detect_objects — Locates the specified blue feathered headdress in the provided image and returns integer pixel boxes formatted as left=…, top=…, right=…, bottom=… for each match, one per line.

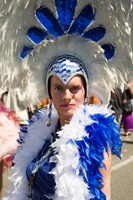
left=0, top=0, right=132, bottom=108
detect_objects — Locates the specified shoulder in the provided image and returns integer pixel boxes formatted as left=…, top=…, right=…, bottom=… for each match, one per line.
left=83, top=104, right=122, bottom=157
left=72, top=104, right=122, bottom=157
left=14, top=107, right=58, bottom=163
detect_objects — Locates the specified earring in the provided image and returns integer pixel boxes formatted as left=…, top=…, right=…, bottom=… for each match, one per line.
left=46, top=99, right=52, bottom=127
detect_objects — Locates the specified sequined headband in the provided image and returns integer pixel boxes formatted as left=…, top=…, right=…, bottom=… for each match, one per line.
left=46, top=54, right=89, bottom=98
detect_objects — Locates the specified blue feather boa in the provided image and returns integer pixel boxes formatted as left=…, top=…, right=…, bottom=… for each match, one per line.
left=67, top=110, right=122, bottom=199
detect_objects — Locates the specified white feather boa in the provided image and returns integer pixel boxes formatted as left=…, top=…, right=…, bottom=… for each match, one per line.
left=2, top=107, right=58, bottom=200
left=2, top=104, right=116, bottom=200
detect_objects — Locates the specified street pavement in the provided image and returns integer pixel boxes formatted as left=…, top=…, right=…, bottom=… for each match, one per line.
left=2, top=129, right=133, bottom=199
left=111, top=129, right=133, bottom=200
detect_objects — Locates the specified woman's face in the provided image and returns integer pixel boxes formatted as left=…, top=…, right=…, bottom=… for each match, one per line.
left=50, top=75, right=85, bottom=122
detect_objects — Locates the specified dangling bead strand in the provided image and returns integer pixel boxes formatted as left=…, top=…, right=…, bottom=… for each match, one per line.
left=46, top=99, right=52, bottom=127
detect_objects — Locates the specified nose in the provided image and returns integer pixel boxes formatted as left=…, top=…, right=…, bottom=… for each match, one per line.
left=63, top=89, right=72, bottom=101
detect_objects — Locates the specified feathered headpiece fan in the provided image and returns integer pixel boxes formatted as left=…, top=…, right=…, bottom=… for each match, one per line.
left=0, top=0, right=132, bottom=108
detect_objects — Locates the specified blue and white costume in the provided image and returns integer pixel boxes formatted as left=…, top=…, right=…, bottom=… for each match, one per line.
left=0, top=1, right=133, bottom=200
left=3, top=105, right=122, bottom=200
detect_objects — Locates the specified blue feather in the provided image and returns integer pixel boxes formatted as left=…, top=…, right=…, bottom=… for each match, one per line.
left=27, top=27, right=48, bottom=44
left=55, top=0, right=77, bottom=31
left=73, top=111, right=122, bottom=199
left=83, top=26, right=106, bottom=42
left=68, top=5, right=96, bottom=34
left=101, top=44, right=115, bottom=61
left=17, top=126, right=28, bottom=145
left=20, top=46, right=34, bottom=59
left=35, top=6, right=64, bottom=37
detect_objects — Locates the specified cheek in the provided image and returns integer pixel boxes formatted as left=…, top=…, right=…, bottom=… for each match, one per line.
left=51, top=91, right=62, bottom=107
left=52, top=95, right=59, bottom=110
left=80, top=88, right=85, bottom=100
left=75, top=91, right=85, bottom=104
left=52, top=92, right=61, bottom=101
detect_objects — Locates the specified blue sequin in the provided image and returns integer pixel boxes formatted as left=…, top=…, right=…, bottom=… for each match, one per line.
left=35, top=6, right=64, bottom=37
left=68, top=5, right=96, bottom=34
left=20, top=46, right=34, bottom=59
left=101, top=44, right=115, bottom=61
left=27, top=27, right=48, bottom=44
left=47, top=57, right=85, bottom=83
left=47, top=54, right=88, bottom=79
left=21, top=2, right=116, bottom=63
left=83, top=26, right=106, bottom=42
left=55, top=0, right=77, bottom=31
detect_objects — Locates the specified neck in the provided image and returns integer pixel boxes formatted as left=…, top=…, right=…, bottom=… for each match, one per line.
left=58, top=114, right=71, bottom=127
left=60, top=119, right=70, bottom=127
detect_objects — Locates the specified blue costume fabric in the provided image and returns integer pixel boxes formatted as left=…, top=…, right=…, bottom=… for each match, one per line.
left=24, top=107, right=122, bottom=200
left=26, top=140, right=56, bottom=200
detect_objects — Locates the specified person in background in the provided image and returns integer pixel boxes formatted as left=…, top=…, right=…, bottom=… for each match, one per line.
left=0, top=103, right=19, bottom=199
left=109, top=88, right=123, bottom=128
left=0, top=160, right=3, bottom=200
left=121, top=82, right=133, bottom=136
left=2, top=88, right=29, bottom=127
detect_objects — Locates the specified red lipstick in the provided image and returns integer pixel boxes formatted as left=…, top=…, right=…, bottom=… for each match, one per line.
left=61, top=104, right=74, bottom=107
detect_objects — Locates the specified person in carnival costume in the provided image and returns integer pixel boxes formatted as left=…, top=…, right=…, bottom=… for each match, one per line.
left=0, top=0, right=133, bottom=200
left=0, top=103, right=20, bottom=199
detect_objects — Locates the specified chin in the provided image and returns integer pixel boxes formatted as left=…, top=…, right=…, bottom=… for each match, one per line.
left=63, top=110, right=76, bottom=118
left=57, top=107, right=77, bottom=119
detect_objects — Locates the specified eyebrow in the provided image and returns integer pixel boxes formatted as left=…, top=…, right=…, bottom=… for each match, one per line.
left=51, top=82, right=63, bottom=87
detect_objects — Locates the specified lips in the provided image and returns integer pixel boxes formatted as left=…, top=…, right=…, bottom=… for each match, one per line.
left=61, top=104, right=74, bottom=107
